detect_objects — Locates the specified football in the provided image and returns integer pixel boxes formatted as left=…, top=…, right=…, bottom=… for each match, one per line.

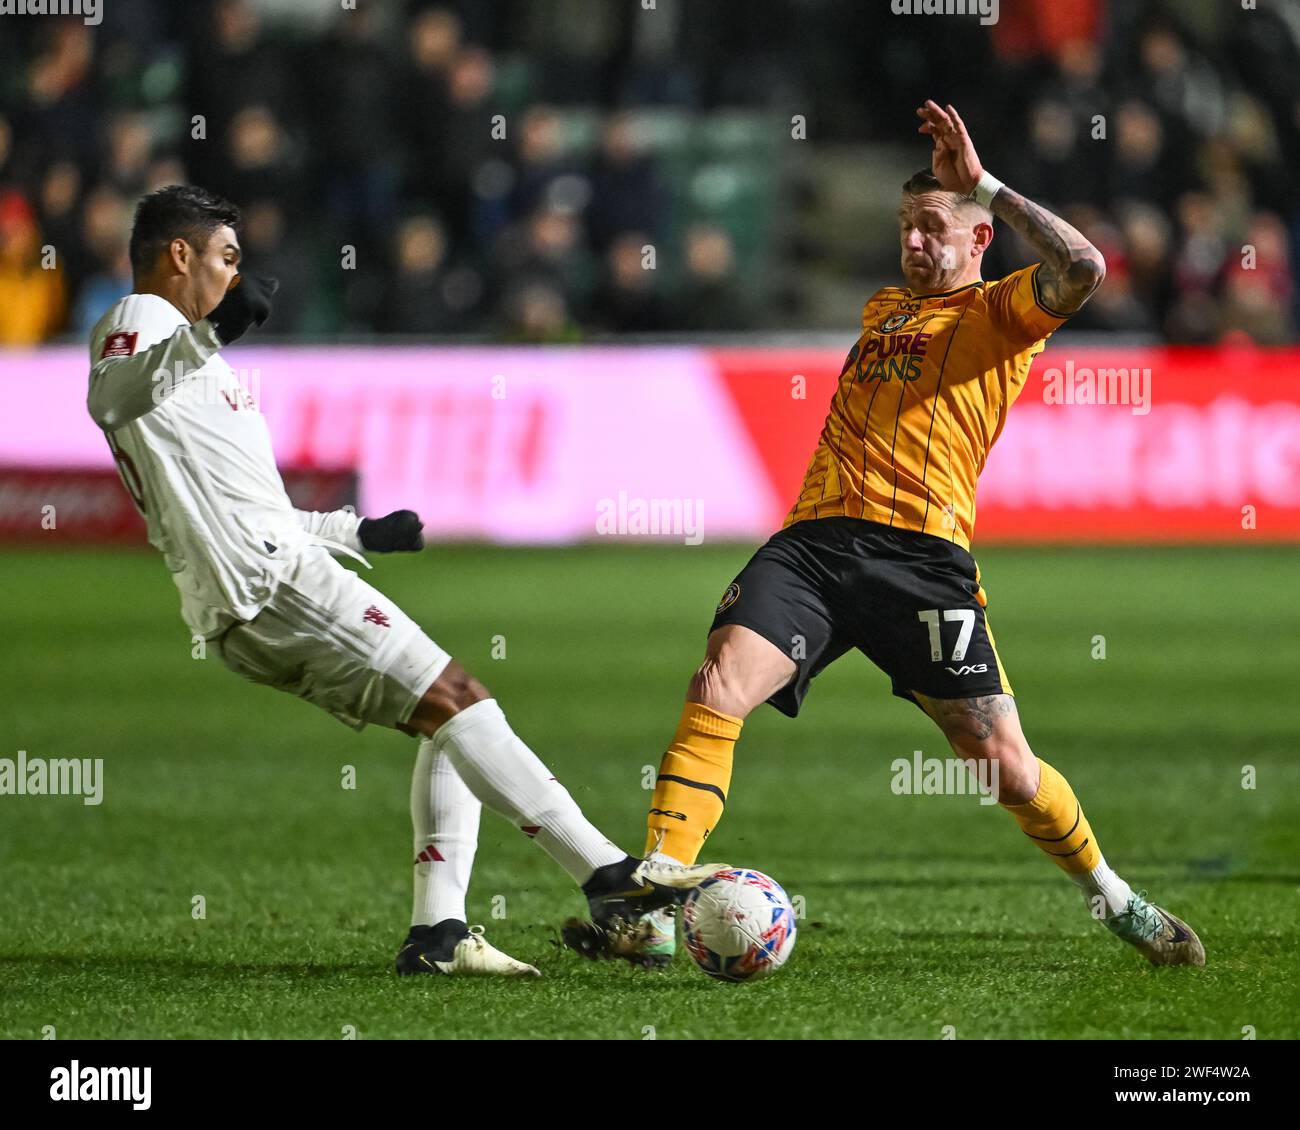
left=681, top=868, right=797, bottom=982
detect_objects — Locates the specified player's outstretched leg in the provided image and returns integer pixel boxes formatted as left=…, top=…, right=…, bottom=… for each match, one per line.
left=396, top=737, right=539, bottom=976
left=564, top=625, right=795, bottom=967
left=916, top=692, right=1205, bottom=967
left=401, top=659, right=728, bottom=973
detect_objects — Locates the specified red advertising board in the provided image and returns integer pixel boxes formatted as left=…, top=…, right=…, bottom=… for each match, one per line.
left=0, top=467, right=357, bottom=544
left=711, top=345, right=1300, bottom=542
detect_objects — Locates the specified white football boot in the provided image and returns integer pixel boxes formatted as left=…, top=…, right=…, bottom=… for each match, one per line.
left=396, top=923, right=540, bottom=976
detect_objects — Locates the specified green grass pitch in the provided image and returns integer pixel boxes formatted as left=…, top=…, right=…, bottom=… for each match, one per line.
left=2, top=543, right=1298, bottom=1040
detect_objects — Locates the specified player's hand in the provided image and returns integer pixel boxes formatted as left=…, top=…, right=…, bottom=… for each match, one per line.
left=916, top=100, right=983, bottom=195
left=358, top=510, right=425, bottom=553
left=208, top=273, right=279, bottom=345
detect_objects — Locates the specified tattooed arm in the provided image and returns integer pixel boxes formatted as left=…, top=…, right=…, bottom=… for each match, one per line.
left=989, top=185, right=1106, bottom=314
left=916, top=98, right=1106, bottom=314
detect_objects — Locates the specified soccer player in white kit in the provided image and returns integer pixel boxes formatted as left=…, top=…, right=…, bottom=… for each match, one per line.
left=87, top=186, right=722, bottom=976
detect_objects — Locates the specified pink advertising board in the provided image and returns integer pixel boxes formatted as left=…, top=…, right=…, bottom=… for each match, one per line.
left=0, top=346, right=777, bottom=543
left=3, top=344, right=1298, bottom=543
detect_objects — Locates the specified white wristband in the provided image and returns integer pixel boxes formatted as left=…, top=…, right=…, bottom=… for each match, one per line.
left=971, top=170, right=1004, bottom=208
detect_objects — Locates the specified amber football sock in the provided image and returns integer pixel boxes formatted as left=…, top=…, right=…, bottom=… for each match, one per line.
left=1001, top=757, right=1101, bottom=874
left=644, top=703, right=741, bottom=865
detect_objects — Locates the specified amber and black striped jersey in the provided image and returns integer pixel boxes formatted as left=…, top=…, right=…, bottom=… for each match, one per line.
left=785, top=264, right=1070, bottom=549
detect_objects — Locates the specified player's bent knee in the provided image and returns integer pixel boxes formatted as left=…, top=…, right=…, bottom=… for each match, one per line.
left=994, top=742, right=1040, bottom=804
left=942, top=733, right=1038, bottom=804
left=688, top=654, right=771, bottom=719
left=436, top=665, right=491, bottom=711
left=690, top=626, right=795, bottom=717
left=404, top=662, right=492, bottom=735
left=687, top=657, right=736, bottom=713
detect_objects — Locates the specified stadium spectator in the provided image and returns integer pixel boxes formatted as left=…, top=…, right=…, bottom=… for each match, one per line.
left=375, top=213, right=483, bottom=335
left=493, top=206, right=595, bottom=322
left=222, top=105, right=302, bottom=210
left=238, top=199, right=314, bottom=336
left=103, top=113, right=154, bottom=198
left=427, top=46, right=499, bottom=246
left=504, top=280, right=580, bottom=343
left=1219, top=211, right=1295, bottom=345
left=673, top=224, right=752, bottom=332
left=400, top=7, right=460, bottom=209
left=309, top=5, right=401, bottom=241
left=0, top=190, right=65, bottom=344
left=586, top=113, right=667, bottom=253
left=36, top=161, right=83, bottom=282
left=22, top=22, right=98, bottom=168
left=590, top=232, right=670, bottom=334
left=508, top=106, right=587, bottom=222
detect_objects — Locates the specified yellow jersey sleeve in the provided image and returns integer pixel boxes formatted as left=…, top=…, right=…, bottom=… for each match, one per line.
left=985, top=264, right=1069, bottom=347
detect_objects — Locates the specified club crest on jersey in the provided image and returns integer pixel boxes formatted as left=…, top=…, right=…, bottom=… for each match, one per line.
left=362, top=605, right=391, bottom=628
left=878, top=312, right=911, bottom=333
left=716, top=582, right=741, bottom=615
left=100, top=330, right=138, bottom=359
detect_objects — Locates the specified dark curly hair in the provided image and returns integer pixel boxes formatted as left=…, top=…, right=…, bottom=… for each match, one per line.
left=129, top=184, right=241, bottom=276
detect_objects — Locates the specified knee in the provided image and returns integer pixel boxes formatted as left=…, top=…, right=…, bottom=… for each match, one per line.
left=997, top=750, right=1040, bottom=805
left=687, top=656, right=724, bottom=704
left=943, top=732, right=1038, bottom=804
left=440, top=666, right=491, bottom=713
left=405, top=663, right=492, bottom=736
left=688, top=655, right=749, bottom=717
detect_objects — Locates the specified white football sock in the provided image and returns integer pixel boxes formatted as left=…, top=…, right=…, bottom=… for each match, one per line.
left=645, top=832, right=683, bottom=867
left=410, top=737, right=481, bottom=927
left=1069, top=852, right=1134, bottom=919
left=430, top=699, right=625, bottom=884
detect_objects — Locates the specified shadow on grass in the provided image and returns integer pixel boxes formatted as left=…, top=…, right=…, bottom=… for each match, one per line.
left=0, top=953, right=384, bottom=980
left=796, top=871, right=1300, bottom=890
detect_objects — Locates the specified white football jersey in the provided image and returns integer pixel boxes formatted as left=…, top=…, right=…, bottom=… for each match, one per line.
left=87, top=293, right=366, bottom=638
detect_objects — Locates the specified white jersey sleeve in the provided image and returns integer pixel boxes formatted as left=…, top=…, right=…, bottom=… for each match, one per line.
left=294, top=507, right=364, bottom=554
left=87, top=315, right=224, bottom=430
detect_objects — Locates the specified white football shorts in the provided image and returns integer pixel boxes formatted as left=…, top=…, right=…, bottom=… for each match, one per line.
left=214, top=548, right=451, bottom=731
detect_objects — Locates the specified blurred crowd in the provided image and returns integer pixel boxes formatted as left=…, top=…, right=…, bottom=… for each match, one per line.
left=974, top=4, right=1300, bottom=344
left=0, top=0, right=1296, bottom=344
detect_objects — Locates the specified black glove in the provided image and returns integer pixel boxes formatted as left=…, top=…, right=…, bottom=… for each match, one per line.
left=358, top=510, right=425, bottom=553
left=207, top=273, right=279, bottom=345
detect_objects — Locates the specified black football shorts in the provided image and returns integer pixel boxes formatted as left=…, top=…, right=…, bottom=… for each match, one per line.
left=710, top=516, right=1012, bottom=717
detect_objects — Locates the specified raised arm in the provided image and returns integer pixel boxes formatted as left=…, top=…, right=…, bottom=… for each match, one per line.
left=916, top=99, right=1105, bottom=314
left=87, top=319, right=224, bottom=431
left=987, top=185, right=1106, bottom=315
left=88, top=275, right=279, bottom=432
